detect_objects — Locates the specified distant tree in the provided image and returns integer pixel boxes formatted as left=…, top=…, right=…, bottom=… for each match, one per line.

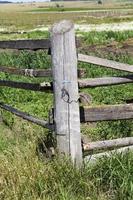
left=98, top=0, right=102, bottom=4
left=55, top=3, right=60, bottom=8
left=55, top=3, right=64, bottom=11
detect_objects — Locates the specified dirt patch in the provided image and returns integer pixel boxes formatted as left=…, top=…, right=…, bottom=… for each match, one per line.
left=121, top=38, right=133, bottom=55
left=80, top=38, right=133, bottom=57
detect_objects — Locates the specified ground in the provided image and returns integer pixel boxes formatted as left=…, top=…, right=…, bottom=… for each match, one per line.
left=0, top=1, right=133, bottom=199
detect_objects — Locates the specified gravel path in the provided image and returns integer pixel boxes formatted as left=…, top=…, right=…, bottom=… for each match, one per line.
left=31, top=21, right=133, bottom=32
left=0, top=21, right=133, bottom=34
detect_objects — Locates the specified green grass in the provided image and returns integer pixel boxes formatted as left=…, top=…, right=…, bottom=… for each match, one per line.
left=30, top=6, right=133, bottom=13
left=0, top=3, right=133, bottom=31
left=78, top=30, right=133, bottom=45
left=31, top=7, right=93, bottom=12
left=0, top=30, right=133, bottom=199
left=0, top=31, right=49, bottom=41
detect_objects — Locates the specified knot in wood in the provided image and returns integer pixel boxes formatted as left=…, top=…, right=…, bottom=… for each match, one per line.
left=24, top=69, right=34, bottom=77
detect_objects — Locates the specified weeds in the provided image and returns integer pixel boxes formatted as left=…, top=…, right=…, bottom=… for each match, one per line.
left=0, top=5, right=133, bottom=199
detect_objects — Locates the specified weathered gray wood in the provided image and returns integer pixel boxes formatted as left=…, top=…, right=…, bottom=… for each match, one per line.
left=51, top=20, right=82, bottom=166
left=79, top=75, right=133, bottom=88
left=80, top=104, right=133, bottom=122
left=84, top=146, right=133, bottom=165
left=0, top=102, right=53, bottom=130
left=83, top=137, right=133, bottom=152
left=0, top=38, right=81, bottom=50
left=0, top=39, right=50, bottom=50
left=0, top=80, right=52, bottom=92
left=0, top=66, right=52, bottom=77
left=0, top=66, right=86, bottom=78
left=78, top=54, right=133, bottom=73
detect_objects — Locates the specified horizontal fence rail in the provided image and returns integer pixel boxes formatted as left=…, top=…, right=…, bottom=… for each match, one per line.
left=79, top=75, right=133, bottom=88
left=0, top=66, right=52, bottom=77
left=1, top=77, right=133, bottom=92
left=0, top=102, right=53, bottom=130
left=0, top=21, right=133, bottom=167
left=78, top=54, right=133, bottom=73
left=0, top=80, right=52, bottom=92
left=80, top=103, right=133, bottom=122
left=83, top=137, right=133, bottom=152
left=0, top=66, right=86, bottom=78
left=0, top=39, right=50, bottom=50
left=0, top=39, right=80, bottom=50
left=84, top=146, right=133, bottom=164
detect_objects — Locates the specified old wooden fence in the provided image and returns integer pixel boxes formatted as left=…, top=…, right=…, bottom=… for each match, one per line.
left=0, top=20, right=133, bottom=167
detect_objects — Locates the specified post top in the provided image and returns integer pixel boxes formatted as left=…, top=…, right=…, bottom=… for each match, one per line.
left=51, top=20, right=74, bottom=34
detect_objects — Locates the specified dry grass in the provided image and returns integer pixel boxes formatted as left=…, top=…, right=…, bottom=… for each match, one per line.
left=0, top=1, right=133, bottom=31
left=0, top=1, right=133, bottom=199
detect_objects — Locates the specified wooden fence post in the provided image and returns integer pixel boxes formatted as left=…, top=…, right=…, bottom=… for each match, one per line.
left=50, top=20, right=82, bottom=167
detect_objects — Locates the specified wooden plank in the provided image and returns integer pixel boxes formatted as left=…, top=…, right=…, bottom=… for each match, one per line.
left=0, top=39, right=50, bottom=50
left=78, top=54, right=133, bottom=73
left=0, top=66, right=52, bottom=77
left=80, top=104, right=133, bottom=122
left=0, top=80, right=52, bottom=92
left=51, top=20, right=82, bottom=167
left=79, top=75, right=133, bottom=88
left=84, top=146, right=133, bottom=165
left=0, top=102, right=53, bottom=130
left=0, top=38, right=80, bottom=50
left=0, top=66, right=86, bottom=78
left=83, top=137, right=133, bottom=152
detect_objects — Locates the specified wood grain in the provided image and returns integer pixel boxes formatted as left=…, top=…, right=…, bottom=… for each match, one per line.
left=0, top=39, right=50, bottom=50
left=80, top=104, right=133, bottom=122
left=79, top=75, right=133, bottom=88
left=78, top=54, right=133, bottom=73
left=84, top=137, right=133, bottom=152
left=51, top=20, right=82, bottom=166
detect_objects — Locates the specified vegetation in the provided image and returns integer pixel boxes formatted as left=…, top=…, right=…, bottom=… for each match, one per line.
left=0, top=29, right=132, bottom=199
left=30, top=7, right=133, bottom=12
left=0, top=1, right=133, bottom=31
left=0, top=1, right=133, bottom=199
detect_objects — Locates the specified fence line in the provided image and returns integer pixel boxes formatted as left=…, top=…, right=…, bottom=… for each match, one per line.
left=0, top=76, right=133, bottom=92
left=0, top=20, right=132, bottom=167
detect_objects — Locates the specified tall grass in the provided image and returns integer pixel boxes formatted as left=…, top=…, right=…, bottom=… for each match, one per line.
left=0, top=30, right=133, bottom=199
left=0, top=2, right=133, bottom=31
left=80, top=30, right=133, bottom=45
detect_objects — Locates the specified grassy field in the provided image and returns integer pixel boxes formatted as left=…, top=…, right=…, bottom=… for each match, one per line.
left=0, top=1, right=133, bottom=199
left=0, top=1, right=133, bottom=31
